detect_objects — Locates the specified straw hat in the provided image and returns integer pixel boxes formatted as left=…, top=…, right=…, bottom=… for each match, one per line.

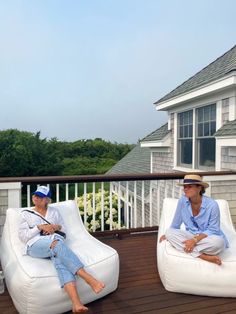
left=177, top=174, right=209, bottom=188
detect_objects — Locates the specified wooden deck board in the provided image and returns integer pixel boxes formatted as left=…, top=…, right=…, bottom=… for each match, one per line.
left=1, top=232, right=236, bottom=314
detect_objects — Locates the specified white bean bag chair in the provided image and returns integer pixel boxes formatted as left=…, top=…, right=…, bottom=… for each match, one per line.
left=157, top=198, right=236, bottom=297
left=0, top=200, right=119, bottom=314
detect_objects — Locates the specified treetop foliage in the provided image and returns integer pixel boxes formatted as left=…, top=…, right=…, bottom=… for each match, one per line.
left=0, top=129, right=134, bottom=177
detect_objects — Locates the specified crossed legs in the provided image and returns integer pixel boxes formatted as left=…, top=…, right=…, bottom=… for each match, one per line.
left=165, top=228, right=225, bottom=265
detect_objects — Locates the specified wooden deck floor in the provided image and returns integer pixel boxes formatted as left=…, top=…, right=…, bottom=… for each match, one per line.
left=2, top=232, right=236, bottom=314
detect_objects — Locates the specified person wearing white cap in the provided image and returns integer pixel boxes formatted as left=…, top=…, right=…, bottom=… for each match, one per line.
left=159, top=174, right=229, bottom=265
left=19, top=185, right=105, bottom=313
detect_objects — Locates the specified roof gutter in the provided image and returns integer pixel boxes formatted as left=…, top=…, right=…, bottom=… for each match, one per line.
left=155, top=73, right=236, bottom=111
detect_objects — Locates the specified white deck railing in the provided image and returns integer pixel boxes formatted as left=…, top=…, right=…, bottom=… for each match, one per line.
left=0, top=171, right=236, bottom=235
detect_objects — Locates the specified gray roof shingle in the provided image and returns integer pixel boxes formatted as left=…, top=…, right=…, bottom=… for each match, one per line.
left=155, top=44, right=236, bottom=104
left=141, top=123, right=169, bottom=142
left=106, top=143, right=151, bottom=197
left=214, top=119, right=236, bottom=137
left=107, top=144, right=150, bottom=175
left=107, top=122, right=169, bottom=177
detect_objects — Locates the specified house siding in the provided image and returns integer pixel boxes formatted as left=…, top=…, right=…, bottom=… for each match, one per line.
left=150, top=45, right=236, bottom=226
left=222, top=98, right=229, bottom=124
left=221, top=147, right=236, bottom=170
left=151, top=102, right=236, bottom=225
left=152, top=114, right=175, bottom=173
left=152, top=151, right=173, bottom=172
left=211, top=180, right=236, bottom=223
left=151, top=115, right=178, bottom=220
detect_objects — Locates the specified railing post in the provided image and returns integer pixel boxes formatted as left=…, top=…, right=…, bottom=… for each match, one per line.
left=0, top=182, right=21, bottom=238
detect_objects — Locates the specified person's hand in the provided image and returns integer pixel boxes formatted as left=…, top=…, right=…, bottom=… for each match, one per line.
left=51, top=224, right=61, bottom=232
left=159, top=234, right=167, bottom=243
left=183, top=239, right=196, bottom=253
left=39, top=224, right=56, bottom=235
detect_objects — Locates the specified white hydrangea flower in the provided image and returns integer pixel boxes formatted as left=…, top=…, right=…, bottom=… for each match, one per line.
left=76, top=190, right=122, bottom=231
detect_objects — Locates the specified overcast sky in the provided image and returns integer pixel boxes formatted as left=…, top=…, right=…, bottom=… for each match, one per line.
left=0, top=0, right=236, bottom=144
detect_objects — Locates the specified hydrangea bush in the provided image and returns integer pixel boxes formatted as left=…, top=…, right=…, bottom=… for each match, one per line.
left=76, top=189, right=123, bottom=232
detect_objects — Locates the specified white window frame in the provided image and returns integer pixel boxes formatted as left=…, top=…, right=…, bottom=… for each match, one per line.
left=196, top=104, right=216, bottom=169
left=178, top=110, right=193, bottom=168
left=175, top=103, right=217, bottom=171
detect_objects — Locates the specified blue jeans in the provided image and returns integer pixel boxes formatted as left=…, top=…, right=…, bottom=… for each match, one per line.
left=27, top=237, right=84, bottom=287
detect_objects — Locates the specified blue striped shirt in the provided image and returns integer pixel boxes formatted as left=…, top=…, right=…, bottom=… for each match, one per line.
left=170, top=195, right=229, bottom=247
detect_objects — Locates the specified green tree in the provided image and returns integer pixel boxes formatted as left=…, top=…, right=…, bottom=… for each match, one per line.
left=0, top=129, right=62, bottom=176
left=0, top=129, right=134, bottom=177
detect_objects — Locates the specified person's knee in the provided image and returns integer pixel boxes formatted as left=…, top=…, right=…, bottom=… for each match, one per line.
left=165, top=228, right=176, bottom=240
left=51, top=240, right=65, bottom=256
left=215, top=237, right=225, bottom=251
left=50, top=240, right=59, bottom=249
left=207, top=236, right=225, bottom=254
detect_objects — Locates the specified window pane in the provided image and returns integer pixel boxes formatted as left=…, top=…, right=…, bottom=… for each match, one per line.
left=178, top=110, right=193, bottom=139
left=198, top=138, right=215, bottom=167
left=183, top=112, right=188, bottom=124
left=204, top=106, right=210, bottom=121
left=189, top=124, right=193, bottom=137
left=178, top=110, right=193, bottom=167
left=210, top=121, right=216, bottom=135
left=179, top=126, right=183, bottom=138
left=198, top=108, right=203, bottom=122
left=189, top=111, right=193, bottom=122
left=180, top=139, right=192, bottom=165
left=210, top=105, right=216, bottom=120
left=184, top=125, right=188, bottom=137
left=198, top=123, right=203, bottom=137
left=204, top=123, right=209, bottom=136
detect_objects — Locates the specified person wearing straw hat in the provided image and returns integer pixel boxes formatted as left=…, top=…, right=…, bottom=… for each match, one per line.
left=159, top=174, right=229, bottom=265
left=19, top=185, right=105, bottom=313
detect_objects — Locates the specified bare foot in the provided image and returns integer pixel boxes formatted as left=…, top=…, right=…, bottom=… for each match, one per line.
left=159, top=235, right=166, bottom=243
left=77, top=269, right=105, bottom=294
left=72, top=302, right=88, bottom=313
left=199, top=253, right=222, bottom=265
left=88, top=277, right=105, bottom=294
left=64, top=282, right=88, bottom=313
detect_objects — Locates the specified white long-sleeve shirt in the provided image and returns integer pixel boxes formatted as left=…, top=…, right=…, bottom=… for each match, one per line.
left=18, top=205, right=66, bottom=254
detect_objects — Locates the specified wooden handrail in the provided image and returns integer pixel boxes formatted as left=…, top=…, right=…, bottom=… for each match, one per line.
left=0, top=170, right=235, bottom=184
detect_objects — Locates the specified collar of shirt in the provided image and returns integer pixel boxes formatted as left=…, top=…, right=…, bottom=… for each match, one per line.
left=184, top=195, right=207, bottom=217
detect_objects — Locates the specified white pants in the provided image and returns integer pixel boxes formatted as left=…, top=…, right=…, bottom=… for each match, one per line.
left=165, top=228, right=225, bottom=257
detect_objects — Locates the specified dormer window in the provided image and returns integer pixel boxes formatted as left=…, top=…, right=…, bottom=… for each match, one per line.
left=177, top=103, right=216, bottom=169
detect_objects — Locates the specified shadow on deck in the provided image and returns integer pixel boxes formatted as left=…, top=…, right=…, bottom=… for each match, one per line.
left=1, top=232, right=236, bottom=314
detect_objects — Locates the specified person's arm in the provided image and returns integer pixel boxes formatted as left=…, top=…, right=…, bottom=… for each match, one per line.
left=18, top=213, right=41, bottom=244
left=202, top=200, right=221, bottom=236
left=183, top=233, right=207, bottom=252
left=170, top=197, right=184, bottom=229
left=183, top=199, right=220, bottom=252
left=159, top=198, right=184, bottom=243
left=49, top=208, right=66, bottom=234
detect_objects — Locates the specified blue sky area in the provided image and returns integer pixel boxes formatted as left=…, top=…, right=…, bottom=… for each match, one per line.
left=0, top=0, right=236, bottom=143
